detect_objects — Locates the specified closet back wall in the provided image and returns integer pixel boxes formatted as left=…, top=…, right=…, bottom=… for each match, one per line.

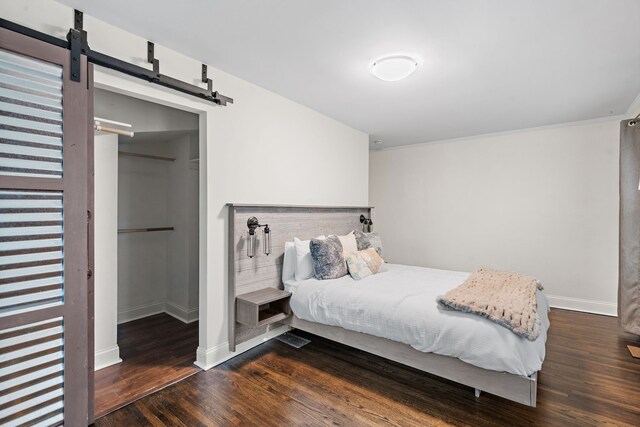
left=117, top=140, right=171, bottom=323
left=117, top=130, right=200, bottom=324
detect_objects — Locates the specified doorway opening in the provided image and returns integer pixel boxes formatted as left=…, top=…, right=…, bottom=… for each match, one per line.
left=92, top=88, right=201, bottom=417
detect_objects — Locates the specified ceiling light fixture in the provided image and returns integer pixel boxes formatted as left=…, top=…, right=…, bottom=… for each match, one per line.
left=371, top=55, right=418, bottom=82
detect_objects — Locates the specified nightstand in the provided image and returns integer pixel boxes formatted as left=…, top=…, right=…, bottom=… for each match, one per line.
left=236, top=288, right=291, bottom=327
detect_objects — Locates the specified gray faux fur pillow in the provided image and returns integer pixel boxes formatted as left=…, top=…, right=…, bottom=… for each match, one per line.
left=354, top=230, right=383, bottom=258
left=309, top=235, right=348, bottom=280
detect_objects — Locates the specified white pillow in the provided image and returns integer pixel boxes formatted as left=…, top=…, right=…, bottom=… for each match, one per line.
left=282, top=241, right=297, bottom=283
left=337, top=232, right=358, bottom=255
left=294, top=235, right=325, bottom=281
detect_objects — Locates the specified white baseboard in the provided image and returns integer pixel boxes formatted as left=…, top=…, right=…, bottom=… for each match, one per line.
left=94, top=345, right=122, bottom=371
left=165, top=302, right=199, bottom=324
left=195, top=325, right=290, bottom=371
left=547, top=294, right=617, bottom=317
left=118, top=301, right=199, bottom=325
left=117, top=301, right=166, bottom=324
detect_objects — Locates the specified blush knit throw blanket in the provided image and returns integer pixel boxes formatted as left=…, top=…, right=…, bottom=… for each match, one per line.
left=437, top=268, right=544, bottom=341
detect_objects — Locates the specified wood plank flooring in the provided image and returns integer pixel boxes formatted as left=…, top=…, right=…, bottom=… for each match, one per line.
left=94, top=313, right=200, bottom=418
left=94, top=309, right=640, bottom=426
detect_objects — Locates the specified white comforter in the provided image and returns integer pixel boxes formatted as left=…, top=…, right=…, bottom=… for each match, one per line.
left=286, top=264, right=549, bottom=376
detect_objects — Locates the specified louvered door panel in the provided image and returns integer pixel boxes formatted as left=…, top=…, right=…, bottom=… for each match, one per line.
left=0, top=190, right=64, bottom=316
left=0, top=26, right=90, bottom=426
left=0, top=49, right=63, bottom=179
left=0, top=317, right=64, bottom=427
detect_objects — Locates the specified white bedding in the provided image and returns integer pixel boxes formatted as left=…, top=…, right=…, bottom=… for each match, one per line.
left=286, top=264, right=549, bottom=376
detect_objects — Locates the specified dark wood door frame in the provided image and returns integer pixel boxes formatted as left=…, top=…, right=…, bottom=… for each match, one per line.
left=87, top=63, right=96, bottom=425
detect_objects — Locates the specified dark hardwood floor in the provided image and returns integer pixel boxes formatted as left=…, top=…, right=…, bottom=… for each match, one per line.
left=94, top=313, right=200, bottom=418
left=94, top=309, right=640, bottom=426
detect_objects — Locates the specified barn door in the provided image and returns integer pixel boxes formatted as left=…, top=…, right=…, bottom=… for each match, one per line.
left=0, top=27, right=91, bottom=426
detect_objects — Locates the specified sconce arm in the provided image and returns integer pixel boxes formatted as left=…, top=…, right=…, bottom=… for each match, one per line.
left=247, top=216, right=270, bottom=234
left=360, top=214, right=373, bottom=225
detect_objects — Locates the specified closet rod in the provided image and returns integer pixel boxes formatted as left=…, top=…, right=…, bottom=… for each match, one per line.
left=118, top=227, right=175, bottom=234
left=94, top=117, right=132, bottom=128
left=118, top=151, right=176, bottom=162
left=95, top=124, right=135, bottom=137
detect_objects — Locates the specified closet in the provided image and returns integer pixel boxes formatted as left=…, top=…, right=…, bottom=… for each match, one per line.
left=92, top=89, right=201, bottom=417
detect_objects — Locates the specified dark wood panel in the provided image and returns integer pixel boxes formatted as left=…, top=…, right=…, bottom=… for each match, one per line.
left=87, top=61, right=96, bottom=425
left=93, top=313, right=200, bottom=418
left=95, top=309, right=640, bottom=426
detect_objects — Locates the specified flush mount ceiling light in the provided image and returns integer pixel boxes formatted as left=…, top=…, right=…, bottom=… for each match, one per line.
left=371, top=55, right=418, bottom=81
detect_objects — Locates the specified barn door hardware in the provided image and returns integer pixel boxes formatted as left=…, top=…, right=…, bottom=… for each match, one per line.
left=202, top=64, right=213, bottom=92
left=67, top=9, right=90, bottom=82
left=148, top=41, right=160, bottom=75
left=0, top=10, right=233, bottom=106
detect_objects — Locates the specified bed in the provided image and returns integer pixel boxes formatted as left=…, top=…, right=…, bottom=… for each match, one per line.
left=285, top=263, right=549, bottom=378
left=227, top=205, right=548, bottom=407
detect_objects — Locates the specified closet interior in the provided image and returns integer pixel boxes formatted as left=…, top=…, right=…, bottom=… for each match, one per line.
left=92, top=89, right=201, bottom=417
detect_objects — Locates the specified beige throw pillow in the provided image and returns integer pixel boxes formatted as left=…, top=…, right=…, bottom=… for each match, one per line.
left=337, top=232, right=358, bottom=255
left=345, top=248, right=385, bottom=280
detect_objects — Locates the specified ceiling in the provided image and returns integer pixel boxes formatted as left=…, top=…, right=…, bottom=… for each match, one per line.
left=58, top=0, right=640, bottom=148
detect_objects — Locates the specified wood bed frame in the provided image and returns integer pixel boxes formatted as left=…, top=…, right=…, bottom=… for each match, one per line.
left=227, top=204, right=539, bottom=407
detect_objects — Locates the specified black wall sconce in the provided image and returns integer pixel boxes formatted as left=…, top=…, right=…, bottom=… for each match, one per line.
left=360, top=214, right=373, bottom=233
left=247, top=216, right=271, bottom=258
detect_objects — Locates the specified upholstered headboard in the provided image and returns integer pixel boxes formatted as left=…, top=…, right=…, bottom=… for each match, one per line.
left=227, top=204, right=373, bottom=350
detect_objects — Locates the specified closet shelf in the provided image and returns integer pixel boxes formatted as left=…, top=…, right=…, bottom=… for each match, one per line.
left=118, top=151, right=176, bottom=162
left=118, top=227, right=175, bottom=234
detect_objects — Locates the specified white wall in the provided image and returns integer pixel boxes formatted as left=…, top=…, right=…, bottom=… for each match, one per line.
left=2, top=1, right=369, bottom=370
left=188, top=157, right=199, bottom=317
left=165, top=132, right=200, bottom=323
left=370, top=118, right=620, bottom=315
left=93, top=134, right=121, bottom=370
